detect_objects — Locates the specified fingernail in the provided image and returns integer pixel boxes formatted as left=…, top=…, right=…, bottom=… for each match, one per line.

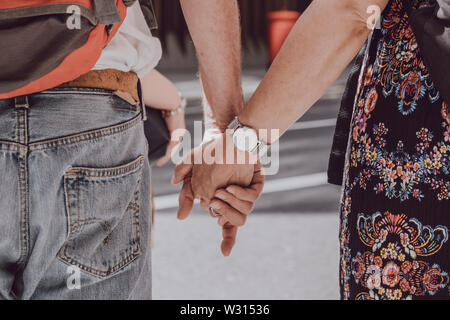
left=215, top=192, right=226, bottom=200
left=226, top=187, right=235, bottom=195
left=211, top=202, right=221, bottom=210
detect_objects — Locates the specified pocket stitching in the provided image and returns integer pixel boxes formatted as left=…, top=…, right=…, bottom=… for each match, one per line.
left=65, top=156, right=145, bottom=178
left=58, top=243, right=141, bottom=278
left=58, top=192, right=142, bottom=278
left=29, top=115, right=141, bottom=152
left=58, top=157, right=144, bottom=278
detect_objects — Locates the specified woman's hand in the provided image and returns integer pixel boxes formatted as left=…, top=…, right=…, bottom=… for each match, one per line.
left=156, top=108, right=186, bottom=167
left=211, top=164, right=264, bottom=227
left=210, top=162, right=265, bottom=256
left=173, top=132, right=257, bottom=208
left=173, top=142, right=264, bottom=256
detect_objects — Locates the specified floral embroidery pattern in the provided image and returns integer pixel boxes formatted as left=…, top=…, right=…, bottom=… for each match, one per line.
left=347, top=0, right=449, bottom=201
left=351, top=211, right=449, bottom=300
left=350, top=114, right=450, bottom=201
left=374, top=0, right=440, bottom=115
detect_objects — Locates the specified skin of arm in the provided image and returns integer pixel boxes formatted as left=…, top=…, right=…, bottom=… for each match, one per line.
left=239, top=0, right=390, bottom=143
left=141, top=69, right=182, bottom=110
left=180, top=0, right=244, bottom=131
left=141, top=69, right=186, bottom=166
left=202, top=99, right=223, bottom=143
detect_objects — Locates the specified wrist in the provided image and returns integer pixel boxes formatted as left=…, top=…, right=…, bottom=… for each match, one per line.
left=237, top=113, right=271, bottom=145
left=226, top=116, right=269, bottom=157
left=206, top=96, right=244, bottom=132
left=222, top=132, right=259, bottom=165
left=162, top=95, right=186, bottom=118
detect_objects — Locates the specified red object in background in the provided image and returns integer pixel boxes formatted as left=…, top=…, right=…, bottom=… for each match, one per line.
left=267, top=10, right=301, bottom=64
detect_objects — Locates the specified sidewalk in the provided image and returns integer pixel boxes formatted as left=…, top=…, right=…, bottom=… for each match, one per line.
left=152, top=212, right=340, bottom=300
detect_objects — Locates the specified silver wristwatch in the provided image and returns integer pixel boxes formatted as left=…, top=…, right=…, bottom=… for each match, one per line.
left=227, top=117, right=268, bottom=156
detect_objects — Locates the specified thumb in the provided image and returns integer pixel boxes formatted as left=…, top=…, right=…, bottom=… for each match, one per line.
left=171, top=151, right=194, bottom=185
left=156, top=153, right=170, bottom=167
left=156, top=140, right=178, bottom=167
left=221, top=223, right=238, bottom=256
left=177, top=176, right=194, bottom=220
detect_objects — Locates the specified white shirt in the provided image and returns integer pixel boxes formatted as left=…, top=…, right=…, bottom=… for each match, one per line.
left=93, top=2, right=162, bottom=78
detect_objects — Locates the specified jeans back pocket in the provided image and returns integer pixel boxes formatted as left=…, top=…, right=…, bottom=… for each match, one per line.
left=58, top=156, right=145, bottom=278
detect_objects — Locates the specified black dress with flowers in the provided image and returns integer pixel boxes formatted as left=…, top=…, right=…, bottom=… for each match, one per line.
left=340, top=0, right=450, bottom=300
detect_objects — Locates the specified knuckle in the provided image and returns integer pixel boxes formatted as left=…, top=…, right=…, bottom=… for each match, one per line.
left=237, top=216, right=246, bottom=227
left=216, top=191, right=228, bottom=200
left=242, top=202, right=254, bottom=214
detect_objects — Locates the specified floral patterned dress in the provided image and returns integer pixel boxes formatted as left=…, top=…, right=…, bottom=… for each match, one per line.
left=340, top=0, right=450, bottom=300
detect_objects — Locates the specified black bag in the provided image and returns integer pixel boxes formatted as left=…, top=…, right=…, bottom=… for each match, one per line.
left=406, top=0, right=450, bottom=103
left=144, top=107, right=170, bottom=163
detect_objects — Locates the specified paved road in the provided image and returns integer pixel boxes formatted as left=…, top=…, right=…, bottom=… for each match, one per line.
left=153, top=213, right=340, bottom=300
left=151, top=68, right=349, bottom=299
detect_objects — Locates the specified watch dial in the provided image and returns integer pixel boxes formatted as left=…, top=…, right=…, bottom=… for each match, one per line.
left=233, top=127, right=258, bottom=152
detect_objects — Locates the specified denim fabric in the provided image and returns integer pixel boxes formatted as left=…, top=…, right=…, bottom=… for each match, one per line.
left=0, top=87, right=152, bottom=300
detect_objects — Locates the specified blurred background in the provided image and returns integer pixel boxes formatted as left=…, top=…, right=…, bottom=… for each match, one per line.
left=150, top=0, right=346, bottom=299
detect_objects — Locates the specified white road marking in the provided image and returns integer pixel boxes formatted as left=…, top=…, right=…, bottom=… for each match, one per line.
left=288, top=118, right=336, bottom=131
left=261, top=172, right=328, bottom=194
left=184, top=112, right=337, bottom=132
left=154, top=172, right=328, bottom=210
left=154, top=193, right=181, bottom=211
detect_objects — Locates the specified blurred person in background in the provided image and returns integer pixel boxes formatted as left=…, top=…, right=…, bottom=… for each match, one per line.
left=141, top=69, right=186, bottom=167
left=174, top=0, right=450, bottom=300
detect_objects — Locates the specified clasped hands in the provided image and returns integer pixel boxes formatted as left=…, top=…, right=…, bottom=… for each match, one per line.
left=171, top=132, right=264, bottom=256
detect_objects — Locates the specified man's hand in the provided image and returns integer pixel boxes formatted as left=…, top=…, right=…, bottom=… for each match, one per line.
left=172, top=133, right=257, bottom=208
left=172, top=133, right=263, bottom=256
left=211, top=163, right=265, bottom=256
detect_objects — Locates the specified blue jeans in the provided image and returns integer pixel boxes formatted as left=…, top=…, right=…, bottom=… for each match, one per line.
left=0, top=87, right=152, bottom=299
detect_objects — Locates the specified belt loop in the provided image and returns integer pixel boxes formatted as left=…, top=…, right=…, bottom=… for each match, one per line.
left=137, top=79, right=147, bottom=121
left=14, top=96, right=29, bottom=109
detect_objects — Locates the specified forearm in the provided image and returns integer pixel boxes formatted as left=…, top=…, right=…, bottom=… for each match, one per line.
left=180, top=0, right=243, bottom=130
left=202, top=98, right=223, bottom=143
left=141, top=69, right=181, bottom=110
left=239, top=0, right=389, bottom=143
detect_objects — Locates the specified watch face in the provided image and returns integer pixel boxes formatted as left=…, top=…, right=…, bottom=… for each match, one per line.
left=233, top=127, right=258, bottom=152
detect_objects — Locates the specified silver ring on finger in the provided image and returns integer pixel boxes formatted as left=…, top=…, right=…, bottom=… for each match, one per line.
left=209, top=207, right=221, bottom=217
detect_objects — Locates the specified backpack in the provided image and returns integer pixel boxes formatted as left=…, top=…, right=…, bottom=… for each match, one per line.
left=0, top=0, right=142, bottom=99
